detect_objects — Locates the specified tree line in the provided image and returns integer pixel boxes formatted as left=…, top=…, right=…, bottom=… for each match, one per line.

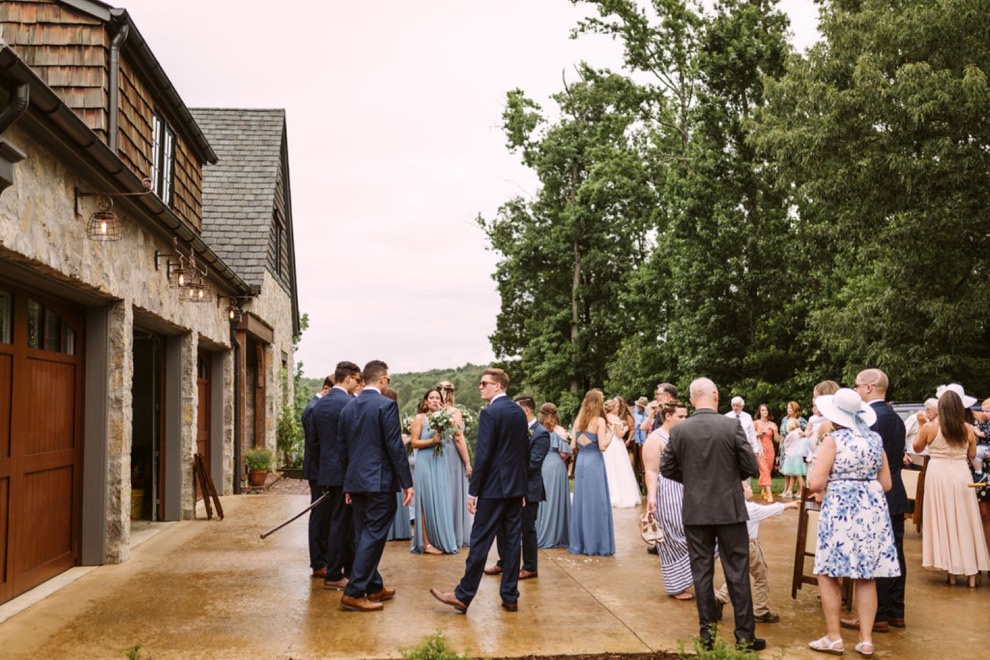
left=477, top=0, right=990, bottom=421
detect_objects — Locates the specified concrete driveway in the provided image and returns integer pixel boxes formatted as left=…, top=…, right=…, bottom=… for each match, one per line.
left=0, top=490, right=985, bottom=658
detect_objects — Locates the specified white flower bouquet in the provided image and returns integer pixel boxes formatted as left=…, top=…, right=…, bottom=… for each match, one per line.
left=427, top=407, right=457, bottom=457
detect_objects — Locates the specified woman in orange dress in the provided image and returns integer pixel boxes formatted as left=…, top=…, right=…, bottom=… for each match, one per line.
left=753, top=404, right=779, bottom=502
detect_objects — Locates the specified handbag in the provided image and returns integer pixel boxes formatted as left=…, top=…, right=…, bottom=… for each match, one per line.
left=640, top=512, right=664, bottom=545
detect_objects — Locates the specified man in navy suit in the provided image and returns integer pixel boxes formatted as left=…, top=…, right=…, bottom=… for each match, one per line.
left=338, top=360, right=414, bottom=612
left=431, top=368, right=529, bottom=613
left=842, top=369, right=908, bottom=632
left=312, top=361, right=362, bottom=591
left=483, top=395, right=550, bottom=580
left=301, top=375, right=332, bottom=578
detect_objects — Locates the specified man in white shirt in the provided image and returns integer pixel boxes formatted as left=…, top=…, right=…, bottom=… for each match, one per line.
left=904, top=398, right=937, bottom=467
left=725, top=396, right=760, bottom=456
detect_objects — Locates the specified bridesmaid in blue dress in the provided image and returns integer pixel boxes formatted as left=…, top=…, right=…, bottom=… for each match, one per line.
left=383, top=387, right=412, bottom=541
left=410, top=389, right=457, bottom=555
left=438, top=381, right=473, bottom=547
left=536, top=402, right=572, bottom=548
left=568, top=389, right=615, bottom=556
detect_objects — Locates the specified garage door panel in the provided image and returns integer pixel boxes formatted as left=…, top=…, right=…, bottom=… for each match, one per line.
left=0, top=353, right=10, bottom=461
left=18, top=465, right=73, bottom=574
left=24, top=359, right=76, bottom=455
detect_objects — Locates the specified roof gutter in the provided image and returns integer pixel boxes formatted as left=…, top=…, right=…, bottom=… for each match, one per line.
left=107, top=23, right=129, bottom=153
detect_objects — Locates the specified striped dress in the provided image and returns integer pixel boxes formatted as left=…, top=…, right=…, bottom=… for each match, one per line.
left=655, top=431, right=694, bottom=595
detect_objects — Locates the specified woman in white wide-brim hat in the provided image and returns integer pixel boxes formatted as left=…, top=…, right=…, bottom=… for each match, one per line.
left=914, top=386, right=990, bottom=587
left=806, top=388, right=899, bottom=657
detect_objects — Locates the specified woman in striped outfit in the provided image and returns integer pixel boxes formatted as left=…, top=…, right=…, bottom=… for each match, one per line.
left=643, top=400, right=695, bottom=600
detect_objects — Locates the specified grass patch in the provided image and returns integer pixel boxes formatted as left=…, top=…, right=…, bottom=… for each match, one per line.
left=401, top=630, right=468, bottom=660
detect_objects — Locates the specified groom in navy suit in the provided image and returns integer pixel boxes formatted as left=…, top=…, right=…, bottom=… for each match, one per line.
left=338, top=360, right=414, bottom=612
left=431, top=368, right=529, bottom=613
left=311, top=361, right=363, bottom=591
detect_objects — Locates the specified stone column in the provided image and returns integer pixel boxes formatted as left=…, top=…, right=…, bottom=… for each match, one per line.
left=105, top=299, right=133, bottom=564
left=180, top=332, right=198, bottom=520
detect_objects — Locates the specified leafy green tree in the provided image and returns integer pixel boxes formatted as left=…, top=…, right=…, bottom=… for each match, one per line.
left=754, top=0, right=990, bottom=398
left=479, top=67, right=659, bottom=416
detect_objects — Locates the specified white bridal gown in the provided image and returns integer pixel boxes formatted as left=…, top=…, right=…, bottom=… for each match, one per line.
left=602, top=429, right=641, bottom=508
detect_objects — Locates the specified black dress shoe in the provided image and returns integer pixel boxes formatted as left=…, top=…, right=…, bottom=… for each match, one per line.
left=737, top=637, right=766, bottom=652
left=754, top=611, right=780, bottom=623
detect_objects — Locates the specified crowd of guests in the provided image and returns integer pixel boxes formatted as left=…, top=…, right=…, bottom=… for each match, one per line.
left=299, top=363, right=990, bottom=655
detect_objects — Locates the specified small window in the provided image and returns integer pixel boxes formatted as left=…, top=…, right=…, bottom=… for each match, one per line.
left=273, top=210, right=284, bottom=278
left=27, top=298, right=76, bottom=356
left=152, top=112, right=176, bottom=204
left=0, top=290, right=10, bottom=344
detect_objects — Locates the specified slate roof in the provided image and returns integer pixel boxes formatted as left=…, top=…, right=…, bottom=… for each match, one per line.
left=191, top=108, right=286, bottom=288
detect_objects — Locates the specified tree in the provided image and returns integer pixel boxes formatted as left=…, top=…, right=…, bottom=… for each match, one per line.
left=479, top=66, right=659, bottom=415
left=754, top=0, right=990, bottom=398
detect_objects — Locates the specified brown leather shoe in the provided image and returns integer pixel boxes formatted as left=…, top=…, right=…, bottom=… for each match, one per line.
left=841, top=618, right=888, bottom=633
left=518, top=569, right=538, bottom=580
left=311, top=567, right=327, bottom=579
left=754, top=611, right=780, bottom=623
left=483, top=565, right=503, bottom=576
left=367, top=587, right=396, bottom=602
left=888, top=617, right=905, bottom=628
left=339, top=595, right=383, bottom=612
left=324, top=577, right=349, bottom=591
left=430, top=588, right=468, bottom=613
left=501, top=600, right=518, bottom=612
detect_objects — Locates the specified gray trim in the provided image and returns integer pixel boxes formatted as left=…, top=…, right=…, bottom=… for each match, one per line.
left=210, top=351, right=225, bottom=492
left=81, top=305, right=109, bottom=565
left=163, top=335, right=183, bottom=521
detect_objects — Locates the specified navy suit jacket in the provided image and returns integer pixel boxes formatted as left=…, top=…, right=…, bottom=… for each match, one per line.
left=339, top=388, right=413, bottom=494
left=871, top=400, right=909, bottom=515
left=469, top=394, right=529, bottom=500
left=301, top=394, right=320, bottom=481
left=661, top=408, right=759, bottom=526
left=526, top=421, right=551, bottom=502
left=312, top=387, right=353, bottom=487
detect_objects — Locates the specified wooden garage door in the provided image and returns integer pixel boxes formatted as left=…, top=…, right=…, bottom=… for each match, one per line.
left=0, top=286, right=83, bottom=605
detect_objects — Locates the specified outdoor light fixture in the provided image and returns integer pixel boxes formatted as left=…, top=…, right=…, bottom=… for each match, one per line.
left=182, top=278, right=212, bottom=303
left=74, top=180, right=152, bottom=242
left=218, top=295, right=252, bottom=323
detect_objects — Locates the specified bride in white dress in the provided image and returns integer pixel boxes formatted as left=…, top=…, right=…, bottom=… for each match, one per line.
left=602, top=399, right=642, bottom=508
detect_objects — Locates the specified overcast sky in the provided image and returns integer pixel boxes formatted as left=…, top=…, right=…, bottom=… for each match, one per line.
left=119, top=0, right=819, bottom=375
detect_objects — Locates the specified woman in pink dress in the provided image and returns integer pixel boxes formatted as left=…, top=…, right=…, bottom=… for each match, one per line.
left=753, top=404, right=779, bottom=502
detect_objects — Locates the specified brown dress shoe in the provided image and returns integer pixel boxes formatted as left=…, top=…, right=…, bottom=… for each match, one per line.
left=518, top=569, right=538, bottom=580
left=501, top=600, right=518, bottom=612
left=483, top=565, right=502, bottom=575
left=888, top=617, right=905, bottom=628
left=311, top=567, right=327, bottom=579
left=841, top=618, right=888, bottom=633
left=324, top=577, right=350, bottom=591
left=430, top=588, right=468, bottom=613
left=339, top=595, right=383, bottom=612
left=367, top=587, right=396, bottom=602
left=754, top=611, right=780, bottom=623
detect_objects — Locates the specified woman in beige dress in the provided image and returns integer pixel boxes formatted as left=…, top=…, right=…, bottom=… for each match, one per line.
left=914, top=388, right=990, bottom=587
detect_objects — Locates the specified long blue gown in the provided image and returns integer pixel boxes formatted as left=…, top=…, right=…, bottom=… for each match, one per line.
left=568, top=430, right=615, bottom=556
left=537, top=429, right=572, bottom=548
left=411, top=420, right=457, bottom=554
left=387, top=453, right=414, bottom=541
left=444, top=424, right=472, bottom=547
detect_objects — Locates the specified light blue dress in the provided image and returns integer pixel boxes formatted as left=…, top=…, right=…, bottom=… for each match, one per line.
left=568, top=430, right=615, bottom=556
left=537, top=429, right=572, bottom=548
left=444, top=422, right=472, bottom=547
left=814, top=428, right=899, bottom=579
left=411, top=420, right=457, bottom=554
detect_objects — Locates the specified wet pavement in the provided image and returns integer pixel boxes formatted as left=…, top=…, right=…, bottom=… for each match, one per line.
left=0, top=486, right=987, bottom=659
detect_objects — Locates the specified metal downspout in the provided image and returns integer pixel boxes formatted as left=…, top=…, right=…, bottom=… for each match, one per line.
left=0, top=82, right=29, bottom=132
left=108, top=25, right=129, bottom=152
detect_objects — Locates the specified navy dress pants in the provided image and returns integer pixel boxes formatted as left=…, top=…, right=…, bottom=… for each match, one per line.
left=308, top=480, right=330, bottom=570
left=343, top=492, right=396, bottom=599
left=456, top=497, right=523, bottom=606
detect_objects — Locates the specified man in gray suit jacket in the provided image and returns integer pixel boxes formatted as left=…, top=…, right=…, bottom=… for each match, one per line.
left=660, top=377, right=763, bottom=652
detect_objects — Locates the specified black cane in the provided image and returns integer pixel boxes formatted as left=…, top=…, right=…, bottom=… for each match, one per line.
left=259, top=490, right=332, bottom=539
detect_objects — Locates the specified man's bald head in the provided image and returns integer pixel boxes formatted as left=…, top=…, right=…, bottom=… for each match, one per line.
left=689, top=377, right=718, bottom=410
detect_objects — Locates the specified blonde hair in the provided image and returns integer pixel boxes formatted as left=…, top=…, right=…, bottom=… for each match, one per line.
left=786, top=418, right=800, bottom=432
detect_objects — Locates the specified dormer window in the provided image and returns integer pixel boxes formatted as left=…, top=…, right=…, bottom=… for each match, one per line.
left=151, top=112, right=175, bottom=204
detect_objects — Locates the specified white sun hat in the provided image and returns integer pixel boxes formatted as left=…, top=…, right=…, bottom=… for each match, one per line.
left=815, top=388, right=876, bottom=430
left=935, top=383, right=977, bottom=409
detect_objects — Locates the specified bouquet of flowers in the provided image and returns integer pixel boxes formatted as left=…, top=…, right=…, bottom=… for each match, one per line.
left=401, top=414, right=413, bottom=436
left=457, top=405, right=476, bottom=433
left=427, top=407, right=457, bottom=457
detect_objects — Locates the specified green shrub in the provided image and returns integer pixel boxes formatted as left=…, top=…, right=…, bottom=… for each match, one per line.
left=245, top=447, right=273, bottom=472
left=400, top=630, right=467, bottom=660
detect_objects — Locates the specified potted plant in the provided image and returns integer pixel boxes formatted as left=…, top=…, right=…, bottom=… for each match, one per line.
left=245, top=447, right=274, bottom=487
